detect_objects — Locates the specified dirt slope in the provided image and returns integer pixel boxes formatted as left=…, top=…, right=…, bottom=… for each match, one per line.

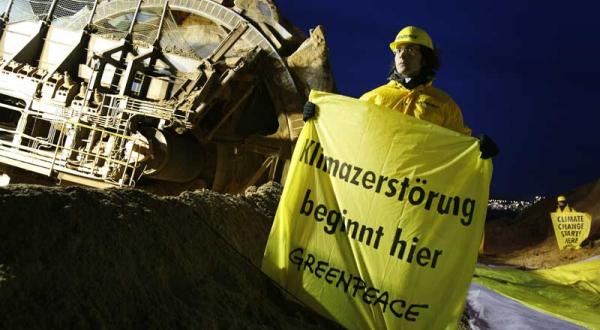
left=0, top=183, right=337, bottom=329
left=5, top=178, right=595, bottom=327
left=481, top=178, right=600, bottom=268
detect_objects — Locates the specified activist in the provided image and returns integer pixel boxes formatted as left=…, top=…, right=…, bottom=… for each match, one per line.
left=556, top=195, right=576, bottom=213
left=303, top=26, right=499, bottom=159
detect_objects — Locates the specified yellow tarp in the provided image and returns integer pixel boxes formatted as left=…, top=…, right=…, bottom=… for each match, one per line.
left=262, top=91, right=493, bottom=329
left=550, top=212, right=592, bottom=249
left=474, top=259, right=600, bottom=329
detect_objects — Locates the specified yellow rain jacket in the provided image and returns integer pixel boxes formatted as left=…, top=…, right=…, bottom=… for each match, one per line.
left=556, top=205, right=576, bottom=213
left=360, top=80, right=472, bottom=135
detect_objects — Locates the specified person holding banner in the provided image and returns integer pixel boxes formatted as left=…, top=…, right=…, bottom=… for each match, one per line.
left=303, top=26, right=499, bottom=159
left=556, top=195, right=576, bottom=213
left=550, top=195, right=592, bottom=250
left=360, top=26, right=472, bottom=135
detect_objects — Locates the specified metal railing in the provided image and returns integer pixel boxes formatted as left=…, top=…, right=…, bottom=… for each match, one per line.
left=0, top=114, right=146, bottom=187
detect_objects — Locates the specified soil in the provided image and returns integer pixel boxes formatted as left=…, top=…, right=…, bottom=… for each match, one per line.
left=481, top=179, right=600, bottom=269
left=0, top=182, right=338, bottom=329
left=1, top=178, right=597, bottom=328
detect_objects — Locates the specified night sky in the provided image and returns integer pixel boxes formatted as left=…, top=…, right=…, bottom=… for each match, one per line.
left=277, top=1, right=600, bottom=199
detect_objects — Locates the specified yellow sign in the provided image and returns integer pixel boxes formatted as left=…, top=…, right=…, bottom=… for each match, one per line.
left=550, top=212, right=592, bottom=249
left=262, top=91, right=493, bottom=329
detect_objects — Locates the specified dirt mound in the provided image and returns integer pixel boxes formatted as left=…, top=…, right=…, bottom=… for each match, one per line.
left=0, top=183, right=337, bottom=329
left=481, top=178, right=600, bottom=268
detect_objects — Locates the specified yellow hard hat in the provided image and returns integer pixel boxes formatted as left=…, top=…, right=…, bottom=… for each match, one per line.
left=557, top=195, right=567, bottom=202
left=389, top=26, right=434, bottom=52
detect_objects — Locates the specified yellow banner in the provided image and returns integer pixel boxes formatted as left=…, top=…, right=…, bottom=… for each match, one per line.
left=474, top=259, right=600, bottom=329
left=262, top=91, right=493, bottom=329
left=550, top=212, right=592, bottom=249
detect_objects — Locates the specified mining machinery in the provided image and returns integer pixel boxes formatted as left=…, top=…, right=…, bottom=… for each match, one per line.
left=0, top=0, right=333, bottom=193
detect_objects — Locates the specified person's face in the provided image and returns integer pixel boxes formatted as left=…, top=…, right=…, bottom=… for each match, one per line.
left=558, top=201, right=566, bottom=207
left=394, top=44, right=422, bottom=77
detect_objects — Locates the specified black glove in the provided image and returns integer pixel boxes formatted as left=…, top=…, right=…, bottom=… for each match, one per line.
left=478, top=134, right=499, bottom=159
left=303, top=101, right=316, bottom=122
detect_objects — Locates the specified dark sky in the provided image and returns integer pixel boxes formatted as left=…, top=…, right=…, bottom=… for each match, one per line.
left=277, top=1, right=600, bottom=199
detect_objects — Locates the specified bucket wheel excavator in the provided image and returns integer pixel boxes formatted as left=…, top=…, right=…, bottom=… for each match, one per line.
left=0, top=0, right=333, bottom=193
